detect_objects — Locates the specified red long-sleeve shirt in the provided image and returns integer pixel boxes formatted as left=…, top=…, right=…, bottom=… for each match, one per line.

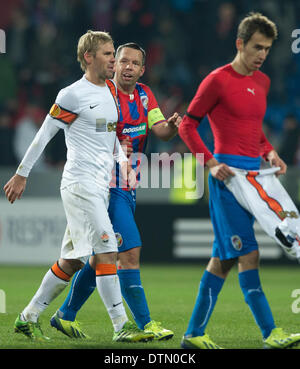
left=179, top=64, right=274, bottom=165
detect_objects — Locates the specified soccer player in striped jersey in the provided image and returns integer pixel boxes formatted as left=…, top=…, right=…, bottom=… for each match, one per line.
left=3, top=31, right=154, bottom=343
left=179, top=12, right=300, bottom=349
left=51, top=43, right=181, bottom=340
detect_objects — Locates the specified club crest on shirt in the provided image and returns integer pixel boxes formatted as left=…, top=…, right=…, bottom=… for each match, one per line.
left=140, top=95, right=148, bottom=110
left=115, top=232, right=123, bottom=247
left=231, top=235, right=243, bottom=251
left=101, top=231, right=109, bottom=243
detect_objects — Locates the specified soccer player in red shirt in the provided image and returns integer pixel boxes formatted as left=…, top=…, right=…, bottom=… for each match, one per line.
left=179, top=12, right=300, bottom=349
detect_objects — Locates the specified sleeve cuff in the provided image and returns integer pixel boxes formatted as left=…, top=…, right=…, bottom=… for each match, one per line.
left=16, top=164, right=31, bottom=177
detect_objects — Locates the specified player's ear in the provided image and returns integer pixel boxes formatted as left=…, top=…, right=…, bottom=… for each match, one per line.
left=84, top=51, right=93, bottom=66
left=236, top=38, right=244, bottom=52
left=139, top=65, right=145, bottom=78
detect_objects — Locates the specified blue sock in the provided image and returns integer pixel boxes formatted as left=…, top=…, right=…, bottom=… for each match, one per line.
left=185, top=270, right=224, bottom=337
left=58, top=261, right=96, bottom=321
left=239, top=269, right=275, bottom=339
left=117, top=269, right=151, bottom=329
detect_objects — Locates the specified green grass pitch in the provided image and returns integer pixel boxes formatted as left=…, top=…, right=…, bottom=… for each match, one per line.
left=0, top=263, right=299, bottom=349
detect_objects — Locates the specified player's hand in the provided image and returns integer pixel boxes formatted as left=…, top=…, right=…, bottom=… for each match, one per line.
left=120, top=137, right=133, bottom=158
left=3, top=174, right=27, bottom=204
left=266, top=150, right=287, bottom=176
left=167, top=112, right=182, bottom=128
left=119, top=162, right=137, bottom=189
left=127, top=168, right=137, bottom=189
left=206, top=158, right=235, bottom=181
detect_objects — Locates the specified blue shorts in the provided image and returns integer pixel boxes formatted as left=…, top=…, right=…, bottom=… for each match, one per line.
left=209, top=154, right=260, bottom=260
left=108, top=188, right=142, bottom=253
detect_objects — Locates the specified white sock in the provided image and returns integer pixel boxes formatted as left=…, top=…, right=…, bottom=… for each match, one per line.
left=96, top=273, right=128, bottom=332
left=22, top=267, right=69, bottom=322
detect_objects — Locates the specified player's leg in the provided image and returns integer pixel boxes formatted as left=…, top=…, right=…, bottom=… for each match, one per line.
left=59, top=184, right=153, bottom=342
left=238, top=250, right=276, bottom=339
left=238, top=249, right=300, bottom=348
left=182, top=175, right=256, bottom=349
left=110, top=189, right=150, bottom=329
left=91, top=251, right=127, bottom=332
left=56, top=258, right=96, bottom=322
left=118, top=247, right=174, bottom=340
left=117, top=247, right=151, bottom=329
left=90, top=250, right=153, bottom=342
left=51, top=189, right=142, bottom=338
left=181, top=256, right=233, bottom=349
left=110, top=188, right=173, bottom=340
left=15, top=258, right=82, bottom=340
left=51, top=189, right=149, bottom=339
left=50, top=257, right=95, bottom=338
left=226, top=171, right=300, bottom=348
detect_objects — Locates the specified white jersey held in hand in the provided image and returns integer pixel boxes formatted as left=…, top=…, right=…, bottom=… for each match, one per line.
left=224, top=166, right=300, bottom=261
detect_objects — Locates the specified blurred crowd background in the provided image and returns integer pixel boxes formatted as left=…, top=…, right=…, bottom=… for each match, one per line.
left=0, top=0, right=300, bottom=188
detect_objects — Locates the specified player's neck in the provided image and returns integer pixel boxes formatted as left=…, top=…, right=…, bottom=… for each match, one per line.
left=85, top=70, right=106, bottom=87
left=115, top=79, right=135, bottom=95
left=231, top=55, right=253, bottom=76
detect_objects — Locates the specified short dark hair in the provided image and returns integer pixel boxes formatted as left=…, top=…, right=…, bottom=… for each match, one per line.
left=237, top=12, right=278, bottom=45
left=115, top=42, right=146, bottom=65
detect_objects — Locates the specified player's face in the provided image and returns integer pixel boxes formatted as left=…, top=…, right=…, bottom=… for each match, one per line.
left=90, top=41, right=115, bottom=81
left=238, top=31, right=273, bottom=72
left=115, top=47, right=145, bottom=91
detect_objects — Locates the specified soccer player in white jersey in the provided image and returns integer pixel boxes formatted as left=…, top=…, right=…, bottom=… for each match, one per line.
left=3, top=30, right=154, bottom=343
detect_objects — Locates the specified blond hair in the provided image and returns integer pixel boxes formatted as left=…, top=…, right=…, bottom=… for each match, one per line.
left=237, top=12, right=278, bottom=45
left=77, top=30, right=113, bottom=71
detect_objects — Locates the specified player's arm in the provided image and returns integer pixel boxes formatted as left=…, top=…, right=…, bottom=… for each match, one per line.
left=144, top=86, right=181, bottom=141
left=178, top=73, right=217, bottom=165
left=3, top=116, right=60, bottom=203
left=114, top=137, right=136, bottom=189
left=260, top=129, right=274, bottom=160
left=265, top=150, right=287, bottom=176
left=260, top=129, right=286, bottom=175
left=178, top=73, right=234, bottom=180
left=178, top=113, right=235, bottom=180
left=4, top=89, right=79, bottom=204
left=151, top=111, right=182, bottom=141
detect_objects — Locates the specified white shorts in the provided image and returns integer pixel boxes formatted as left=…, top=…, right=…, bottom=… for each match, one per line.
left=224, top=167, right=300, bottom=258
left=60, top=183, right=118, bottom=262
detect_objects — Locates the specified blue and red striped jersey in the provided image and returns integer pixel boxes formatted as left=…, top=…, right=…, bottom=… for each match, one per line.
left=113, top=82, right=166, bottom=189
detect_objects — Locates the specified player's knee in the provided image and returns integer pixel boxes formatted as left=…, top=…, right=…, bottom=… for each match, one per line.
left=118, top=247, right=141, bottom=269
left=92, top=252, right=118, bottom=266
left=207, top=257, right=235, bottom=279
left=238, top=250, right=259, bottom=272
left=58, top=258, right=83, bottom=276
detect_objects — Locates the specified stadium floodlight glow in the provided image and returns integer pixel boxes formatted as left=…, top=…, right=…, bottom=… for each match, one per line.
left=0, top=29, right=5, bottom=53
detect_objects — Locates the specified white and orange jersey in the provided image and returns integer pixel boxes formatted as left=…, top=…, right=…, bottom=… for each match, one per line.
left=17, top=76, right=127, bottom=191
left=224, top=167, right=300, bottom=259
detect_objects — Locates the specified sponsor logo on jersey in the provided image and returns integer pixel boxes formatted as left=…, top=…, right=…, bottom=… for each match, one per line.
left=231, top=235, right=243, bottom=251
left=278, top=210, right=299, bottom=219
left=122, top=122, right=147, bottom=137
left=247, top=88, right=255, bottom=95
left=96, top=119, right=117, bottom=132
